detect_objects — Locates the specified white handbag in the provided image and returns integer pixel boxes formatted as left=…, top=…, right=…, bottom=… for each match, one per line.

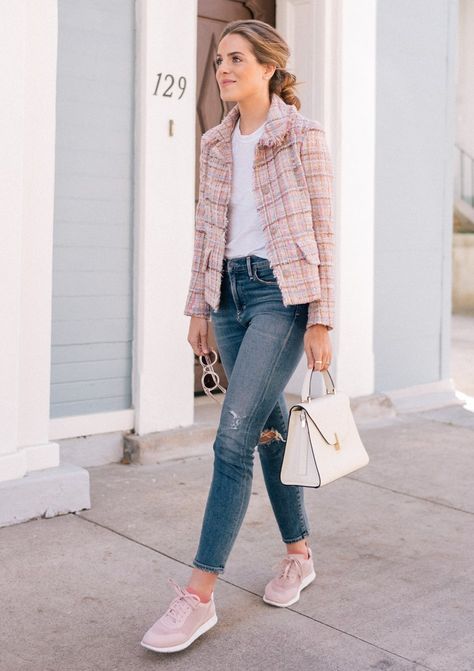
left=280, top=368, right=369, bottom=488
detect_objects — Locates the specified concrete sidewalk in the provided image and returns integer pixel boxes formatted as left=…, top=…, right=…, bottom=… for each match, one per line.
left=1, top=396, right=474, bottom=671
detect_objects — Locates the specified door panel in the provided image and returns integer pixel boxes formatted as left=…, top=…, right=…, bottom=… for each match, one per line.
left=194, top=0, right=276, bottom=395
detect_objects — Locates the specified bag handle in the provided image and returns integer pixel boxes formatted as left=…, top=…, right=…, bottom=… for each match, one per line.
left=301, top=367, right=335, bottom=402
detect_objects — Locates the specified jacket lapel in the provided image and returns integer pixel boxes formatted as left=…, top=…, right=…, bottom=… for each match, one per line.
left=206, top=92, right=297, bottom=162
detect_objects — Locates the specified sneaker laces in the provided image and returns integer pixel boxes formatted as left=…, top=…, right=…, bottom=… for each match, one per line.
left=161, top=577, right=201, bottom=625
left=271, top=555, right=304, bottom=583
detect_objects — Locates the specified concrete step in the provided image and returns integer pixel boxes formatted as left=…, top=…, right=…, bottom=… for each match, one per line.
left=0, top=462, right=90, bottom=528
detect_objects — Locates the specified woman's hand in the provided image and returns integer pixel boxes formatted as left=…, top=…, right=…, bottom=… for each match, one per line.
left=187, top=316, right=210, bottom=356
left=304, top=324, right=332, bottom=370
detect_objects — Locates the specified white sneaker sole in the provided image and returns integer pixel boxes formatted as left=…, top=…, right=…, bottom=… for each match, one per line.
left=140, top=613, right=218, bottom=653
left=263, top=569, right=316, bottom=607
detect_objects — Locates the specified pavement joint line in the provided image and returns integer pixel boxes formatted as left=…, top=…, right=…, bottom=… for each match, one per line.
left=73, top=513, right=439, bottom=671
left=278, top=607, right=440, bottom=671
left=346, top=475, right=474, bottom=516
left=113, top=458, right=474, bottom=517
left=389, top=411, right=474, bottom=430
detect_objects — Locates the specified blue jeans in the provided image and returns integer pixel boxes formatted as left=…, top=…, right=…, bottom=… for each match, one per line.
left=192, top=254, right=311, bottom=575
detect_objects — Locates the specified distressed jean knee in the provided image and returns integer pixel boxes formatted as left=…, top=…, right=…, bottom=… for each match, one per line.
left=213, top=408, right=258, bottom=473
left=259, top=427, right=285, bottom=445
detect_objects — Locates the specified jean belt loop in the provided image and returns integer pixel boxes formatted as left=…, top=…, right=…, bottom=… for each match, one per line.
left=246, top=255, right=253, bottom=279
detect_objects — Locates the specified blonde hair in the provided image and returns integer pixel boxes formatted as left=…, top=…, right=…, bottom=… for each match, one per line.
left=218, top=19, right=302, bottom=110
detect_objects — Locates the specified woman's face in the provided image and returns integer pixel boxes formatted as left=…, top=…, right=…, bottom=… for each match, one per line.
left=215, top=33, right=275, bottom=103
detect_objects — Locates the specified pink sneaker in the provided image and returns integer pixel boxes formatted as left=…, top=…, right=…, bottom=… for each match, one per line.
left=141, top=577, right=218, bottom=653
left=263, top=545, right=316, bottom=607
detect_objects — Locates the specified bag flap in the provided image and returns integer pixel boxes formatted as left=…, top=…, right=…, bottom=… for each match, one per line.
left=289, top=392, right=351, bottom=446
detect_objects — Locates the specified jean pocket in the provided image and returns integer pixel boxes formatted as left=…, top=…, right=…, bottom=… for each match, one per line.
left=253, top=265, right=279, bottom=286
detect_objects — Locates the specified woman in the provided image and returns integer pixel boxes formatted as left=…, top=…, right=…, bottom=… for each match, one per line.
left=141, top=18, right=334, bottom=654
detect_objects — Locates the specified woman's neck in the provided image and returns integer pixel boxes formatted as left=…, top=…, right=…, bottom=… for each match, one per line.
left=237, top=92, right=271, bottom=135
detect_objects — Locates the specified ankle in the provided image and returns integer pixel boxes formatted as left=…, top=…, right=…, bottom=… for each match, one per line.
left=286, top=540, right=310, bottom=560
left=186, top=586, right=212, bottom=603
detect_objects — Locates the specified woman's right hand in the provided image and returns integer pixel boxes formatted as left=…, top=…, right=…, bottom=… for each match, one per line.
left=187, top=316, right=210, bottom=356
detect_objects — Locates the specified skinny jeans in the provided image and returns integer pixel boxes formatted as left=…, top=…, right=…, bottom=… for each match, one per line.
left=192, top=254, right=311, bottom=575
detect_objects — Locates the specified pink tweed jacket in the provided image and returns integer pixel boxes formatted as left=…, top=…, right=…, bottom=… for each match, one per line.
left=184, top=91, right=335, bottom=330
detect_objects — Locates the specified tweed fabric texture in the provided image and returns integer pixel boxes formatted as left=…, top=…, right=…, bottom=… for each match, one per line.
left=184, top=92, right=335, bottom=330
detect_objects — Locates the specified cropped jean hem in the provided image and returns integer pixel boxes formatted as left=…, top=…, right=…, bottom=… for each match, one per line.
left=192, top=559, right=225, bottom=575
left=281, top=530, right=310, bottom=544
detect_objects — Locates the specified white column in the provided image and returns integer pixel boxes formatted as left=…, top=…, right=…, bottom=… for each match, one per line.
left=133, top=0, right=198, bottom=435
left=278, top=0, right=376, bottom=397
left=0, top=0, right=60, bottom=482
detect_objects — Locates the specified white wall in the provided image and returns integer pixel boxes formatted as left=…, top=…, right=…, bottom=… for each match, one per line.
left=457, top=0, right=474, bottom=156
left=278, top=0, right=377, bottom=398
left=0, top=1, right=60, bottom=481
left=133, top=0, right=198, bottom=434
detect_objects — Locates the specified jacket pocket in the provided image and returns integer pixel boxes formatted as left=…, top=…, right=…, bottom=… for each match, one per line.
left=293, top=235, right=320, bottom=265
left=201, top=244, right=212, bottom=272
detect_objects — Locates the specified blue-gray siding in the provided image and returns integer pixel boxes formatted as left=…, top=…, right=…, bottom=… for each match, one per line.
left=374, top=0, right=456, bottom=391
left=51, top=0, right=135, bottom=418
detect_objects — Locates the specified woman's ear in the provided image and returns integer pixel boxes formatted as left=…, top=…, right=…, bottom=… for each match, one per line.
left=264, top=64, right=276, bottom=80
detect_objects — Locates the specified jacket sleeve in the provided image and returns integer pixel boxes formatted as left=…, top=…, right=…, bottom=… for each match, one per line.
left=300, top=125, right=336, bottom=331
left=183, top=135, right=211, bottom=321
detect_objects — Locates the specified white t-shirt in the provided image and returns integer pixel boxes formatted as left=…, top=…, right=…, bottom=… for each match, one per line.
left=224, top=118, right=269, bottom=260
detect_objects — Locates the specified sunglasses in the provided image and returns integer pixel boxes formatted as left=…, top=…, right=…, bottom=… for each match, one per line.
left=198, top=349, right=226, bottom=403
left=198, top=348, right=283, bottom=445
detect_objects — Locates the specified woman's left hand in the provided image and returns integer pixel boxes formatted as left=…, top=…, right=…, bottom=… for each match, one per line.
left=304, top=324, right=332, bottom=370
